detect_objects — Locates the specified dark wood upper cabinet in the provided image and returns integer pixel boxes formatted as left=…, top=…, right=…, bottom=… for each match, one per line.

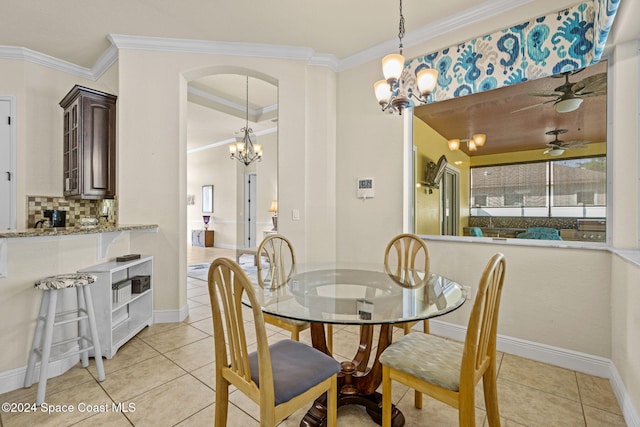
left=60, top=85, right=117, bottom=199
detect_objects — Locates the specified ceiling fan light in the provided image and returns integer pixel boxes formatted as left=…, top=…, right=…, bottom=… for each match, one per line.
left=382, top=53, right=405, bottom=83
left=448, top=139, right=460, bottom=151
left=374, top=80, right=392, bottom=104
left=548, top=148, right=565, bottom=156
left=472, top=133, right=486, bottom=146
left=416, top=68, right=438, bottom=96
left=555, top=97, right=583, bottom=113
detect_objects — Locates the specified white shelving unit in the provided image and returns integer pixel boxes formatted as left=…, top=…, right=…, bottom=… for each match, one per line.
left=80, top=255, right=153, bottom=359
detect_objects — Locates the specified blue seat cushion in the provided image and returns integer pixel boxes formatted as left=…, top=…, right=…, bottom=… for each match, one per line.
left=248, top=339, right=341, bottom=405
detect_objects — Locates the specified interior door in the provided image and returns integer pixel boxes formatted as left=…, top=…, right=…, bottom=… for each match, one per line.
left=244, top=173, right=257, bottom=247
left=441, top=167, right=459, bottom=236
left=0, top=98, right=14, bottom=230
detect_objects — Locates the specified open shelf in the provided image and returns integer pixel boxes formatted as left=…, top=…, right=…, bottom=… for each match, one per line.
left=80, top=255, right=153, bottom=359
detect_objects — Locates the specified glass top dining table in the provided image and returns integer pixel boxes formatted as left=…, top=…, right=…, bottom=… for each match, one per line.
left=246, top=262, right=467, bottom=427
left=247, top=261, right=466, bottom=326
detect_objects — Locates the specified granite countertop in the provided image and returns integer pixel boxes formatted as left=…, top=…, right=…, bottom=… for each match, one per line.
left=0, top=224, right=158, bottom=239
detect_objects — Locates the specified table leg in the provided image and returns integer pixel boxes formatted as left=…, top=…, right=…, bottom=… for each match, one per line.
left=302, top=323, right=405, bottom=427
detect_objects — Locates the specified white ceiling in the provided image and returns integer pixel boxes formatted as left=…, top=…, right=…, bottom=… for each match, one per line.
left=8, top=0, right=637, bottom=70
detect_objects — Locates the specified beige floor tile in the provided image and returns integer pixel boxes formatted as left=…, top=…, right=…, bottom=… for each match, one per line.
left=70, top=410, right=133, bottom=426
left=187, top=286, right=210, bottom=299
left=498, top=353, right=580, bottom=401
left=183, top=305, right=213, bottom=324
left=396, top=391, right=487, bottom=427
left=164, top=337, right=215, bottom=372
left=189, top=318, right=214, bottom=335
left=100, top=355, right=185, bottom=402
left=190, top=362, right=217, bottom=391
left=2, top=379, right=114, bottom=427
left=497, top=378, right=585, bottom=427
left=10, top=364, right=96, bottom=405
left=583, top=404, right=627, bottom=426
left=140, top=324, right=209, bottom=353
left=125, top=374, right=215, bottom=426
left=188, top=294, right=212, bottom=306
left=87, top=337, right=160, bottom=376
left=576, top=372, right=622, bottom=415
left=187, top=299, right=205, bottom=310
left=176, top=402, right=259, bottom=426
left=135, top=321, right=183, bottom=339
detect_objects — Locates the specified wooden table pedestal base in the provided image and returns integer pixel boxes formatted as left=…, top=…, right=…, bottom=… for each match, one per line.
left=300, top=323, right=405, bottom=427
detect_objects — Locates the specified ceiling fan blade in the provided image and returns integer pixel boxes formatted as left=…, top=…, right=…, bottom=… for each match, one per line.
left=511, top=99, right=555, bottom=113
left=573, top=73, right=607, bottom=95
left=527, top=91, right=562, bottom=97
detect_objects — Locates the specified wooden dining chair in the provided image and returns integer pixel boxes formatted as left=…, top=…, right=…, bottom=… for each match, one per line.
left=207, top=257, right=341, bottom=427
left=257, top=234, right=333, bottom=352
left=384, top=233, right=430, bottom=334
left=380, top=253, right=506, bottom=427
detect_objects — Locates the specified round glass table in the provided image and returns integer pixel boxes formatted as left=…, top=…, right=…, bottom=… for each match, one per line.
left=248, top=262, right=466, bottom=427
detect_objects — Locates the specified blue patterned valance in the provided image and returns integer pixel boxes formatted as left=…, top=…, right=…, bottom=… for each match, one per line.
left=407, top=0, right=619, bottom=105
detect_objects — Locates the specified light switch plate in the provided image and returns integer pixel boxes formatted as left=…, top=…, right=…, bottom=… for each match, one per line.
left=292, top=209, right=300, bottom=221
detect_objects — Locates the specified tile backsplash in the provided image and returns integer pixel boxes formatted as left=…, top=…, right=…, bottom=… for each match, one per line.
left=27, top=196, right=117, bottom=228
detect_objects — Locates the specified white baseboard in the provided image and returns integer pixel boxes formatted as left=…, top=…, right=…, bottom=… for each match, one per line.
left=430, top=319, right=639, bottom=426
left=0, top=353, right=80, bottom=395
left=610, top=362, right=640, bottom=427
left=152, top=305, right=188, bottom=323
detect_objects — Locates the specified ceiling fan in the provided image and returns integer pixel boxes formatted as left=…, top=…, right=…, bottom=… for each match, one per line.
left=513, top=70, right=606, bottom=114
left=543, top=129, right=589, bottom=156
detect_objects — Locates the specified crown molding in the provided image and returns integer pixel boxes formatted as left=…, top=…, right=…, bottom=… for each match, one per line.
left=108, top=34, right=342, bottom=71
left=0, top=46, right=94, bottom=79
left=0, top=0, right=532, bottom=79
left=337, top=0, right=533, bottom=71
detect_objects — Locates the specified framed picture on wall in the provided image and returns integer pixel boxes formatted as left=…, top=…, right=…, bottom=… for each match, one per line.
left=202, top=185, right=213, bottom=213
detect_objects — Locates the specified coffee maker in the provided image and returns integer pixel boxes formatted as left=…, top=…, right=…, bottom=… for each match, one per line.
left=43, top=210, right=67, bottom=228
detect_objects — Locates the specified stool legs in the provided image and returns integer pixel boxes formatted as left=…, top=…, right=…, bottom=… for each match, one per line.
left=83, top=285, right=105, bottom=381
left=25, top=286, right=105, bottom=405
left=24, top=291, right=51, bottom=389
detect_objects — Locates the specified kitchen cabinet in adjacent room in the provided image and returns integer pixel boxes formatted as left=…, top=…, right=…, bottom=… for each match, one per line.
left=60, top=85, right=117, bottom=199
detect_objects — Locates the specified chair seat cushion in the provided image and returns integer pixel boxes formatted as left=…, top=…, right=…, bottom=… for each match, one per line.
left=34, top=273, right=97, bottom=290
left=380, top=332, right=463, bottom=392
left=248, top=339, right=341, bottom=405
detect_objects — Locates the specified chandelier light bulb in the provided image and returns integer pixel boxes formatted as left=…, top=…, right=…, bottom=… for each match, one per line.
left=374, top=80, right=392, bottom=104
left=448, top=139, right=460, bottom=151
left=417, top=68, right=438, bottom=96
left=382, top=53, right=405, bottom=83
left=468, top=140, right=477, bottom=151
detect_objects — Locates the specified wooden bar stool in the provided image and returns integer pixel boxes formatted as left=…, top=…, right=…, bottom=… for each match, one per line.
left=24, top=273, right=105, bottom=405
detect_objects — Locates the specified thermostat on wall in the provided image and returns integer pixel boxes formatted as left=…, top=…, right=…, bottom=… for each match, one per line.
left=357, top=177, right=374, bottom=199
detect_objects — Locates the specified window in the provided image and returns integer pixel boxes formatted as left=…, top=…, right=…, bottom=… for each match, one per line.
left=470, top=156, right=606, bottom=218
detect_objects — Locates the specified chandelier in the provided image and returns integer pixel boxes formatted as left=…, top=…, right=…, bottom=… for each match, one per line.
left=374, top=0, right=438, bottom=115
left=229, top=76, right=263, bottom=166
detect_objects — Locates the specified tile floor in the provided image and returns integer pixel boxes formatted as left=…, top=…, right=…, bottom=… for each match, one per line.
left=0, top=248, right=627, bottom=426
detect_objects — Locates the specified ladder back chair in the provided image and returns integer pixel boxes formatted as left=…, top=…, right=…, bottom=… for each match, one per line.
left=384, top=233, right=431, bottom=334
left=207, top=258, right=341, bottom=426
left=380, top=253, right=507, bottom=427
left=257, top=234, right=333, bottom=352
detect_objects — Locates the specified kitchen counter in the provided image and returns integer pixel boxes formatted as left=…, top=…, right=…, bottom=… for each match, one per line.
left=0, top=224, right=159, bottom=277
left=0, top=224, right=158, bottom=239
